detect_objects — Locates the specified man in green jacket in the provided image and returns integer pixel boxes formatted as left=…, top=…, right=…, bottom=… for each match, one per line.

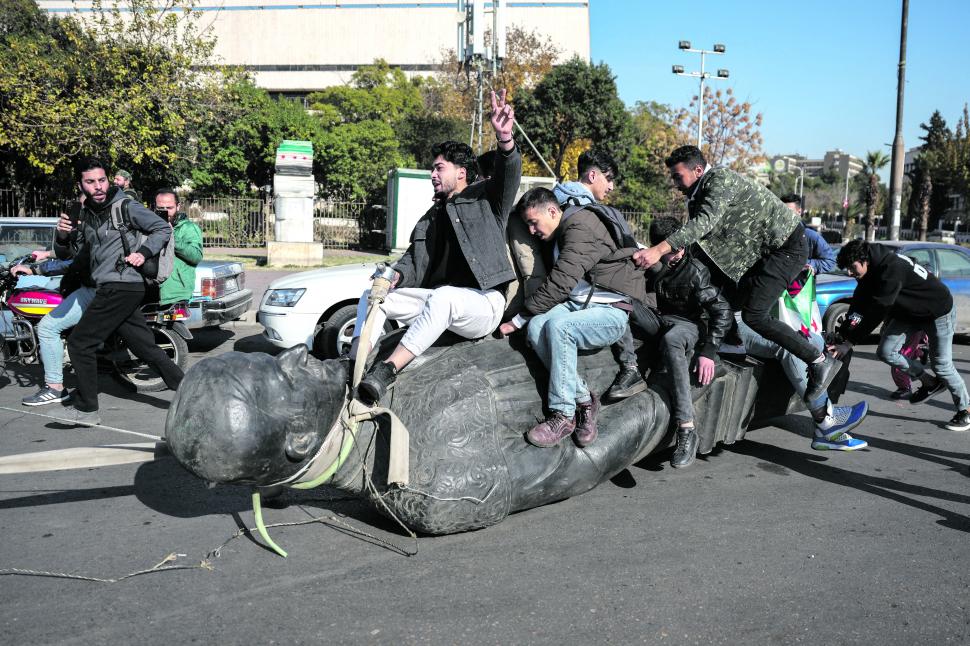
left=154, top=188, right=203, bottom=305
left=634, top=145, right=840, bottom=403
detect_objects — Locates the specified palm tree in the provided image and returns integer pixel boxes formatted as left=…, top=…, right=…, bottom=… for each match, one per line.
left=861, top=150, right=890, bottom=241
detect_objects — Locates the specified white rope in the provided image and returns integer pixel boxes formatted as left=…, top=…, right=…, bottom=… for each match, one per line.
left=0, top=405, right=162, bottom=441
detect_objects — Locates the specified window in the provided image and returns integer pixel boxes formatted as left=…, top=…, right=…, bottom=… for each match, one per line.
left=902, top=248, right=936, bottom=275
left=937, top=249, right=970, bottom=279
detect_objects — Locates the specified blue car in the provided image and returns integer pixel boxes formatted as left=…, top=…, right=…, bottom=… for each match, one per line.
left=815, top=241, right=970, bottom=334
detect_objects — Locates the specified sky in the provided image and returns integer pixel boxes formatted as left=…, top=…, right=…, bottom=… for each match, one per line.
left=589, top=0, right=970, bottom=171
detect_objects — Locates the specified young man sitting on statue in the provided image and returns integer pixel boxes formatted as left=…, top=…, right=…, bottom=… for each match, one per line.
left=352, top=90, right=521, bottom=404
left=497, top=187, right=651, bottom=449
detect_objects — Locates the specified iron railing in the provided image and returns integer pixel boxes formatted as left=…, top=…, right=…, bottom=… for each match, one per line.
left=186, top=196, right=269, bottom=248
left=311, top=201, right=388, bottom=250
left=0, top=189, right=64, bottom=219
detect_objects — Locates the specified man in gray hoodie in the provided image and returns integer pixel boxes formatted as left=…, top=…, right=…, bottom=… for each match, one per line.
left=54, top=157, right=183, bottom=426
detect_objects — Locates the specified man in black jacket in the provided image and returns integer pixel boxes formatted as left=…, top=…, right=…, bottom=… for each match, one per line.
left=498, top=188, right=652, bottom=449
left=355, top=90, right=520, bottom=404
left=831, top=240, right=970, bottom=431
left=644, top=217, right=732, bottom=468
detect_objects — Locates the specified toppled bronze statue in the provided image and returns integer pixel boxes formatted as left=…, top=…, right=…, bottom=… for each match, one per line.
left=165, top=330, right=793, bottom=538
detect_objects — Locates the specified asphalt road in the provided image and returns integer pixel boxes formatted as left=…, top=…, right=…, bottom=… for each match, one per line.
left=0, top=325, right=968, bottom=645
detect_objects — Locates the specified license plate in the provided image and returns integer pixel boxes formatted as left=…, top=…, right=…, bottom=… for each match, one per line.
left=224, top=277, right=238, bottom=293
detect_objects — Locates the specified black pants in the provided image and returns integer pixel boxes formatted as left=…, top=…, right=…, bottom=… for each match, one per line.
left=67, top=282, right=184, bottom=411
left=734, top=224, right=819, bottom=365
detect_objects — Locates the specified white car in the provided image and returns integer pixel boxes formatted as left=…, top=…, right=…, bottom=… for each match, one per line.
left=257, top=261, right=396, bottom=358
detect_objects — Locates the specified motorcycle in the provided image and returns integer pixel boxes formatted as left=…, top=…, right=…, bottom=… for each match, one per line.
left=0, top=256, right=191, bottom=392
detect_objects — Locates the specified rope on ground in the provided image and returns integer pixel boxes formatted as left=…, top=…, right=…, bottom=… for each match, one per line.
left=0, top=405, right=162, bottom=441
left=0, top=492, right=416, bottom=583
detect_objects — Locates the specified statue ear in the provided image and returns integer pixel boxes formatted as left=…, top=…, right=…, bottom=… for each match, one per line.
left=277, top=344, right=309, bottom=382
left=285, top=430, right=315, bottom=461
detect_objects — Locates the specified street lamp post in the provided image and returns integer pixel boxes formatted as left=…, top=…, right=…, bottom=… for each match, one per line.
left=672, top=41, right=728, bottom=149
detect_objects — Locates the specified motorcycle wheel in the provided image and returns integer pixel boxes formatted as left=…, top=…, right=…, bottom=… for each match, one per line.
left=112, top=325, right=188, bottom=393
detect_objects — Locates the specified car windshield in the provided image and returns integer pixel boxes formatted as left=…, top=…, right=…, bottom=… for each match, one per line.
left=0, top=224, right=54, bottom=263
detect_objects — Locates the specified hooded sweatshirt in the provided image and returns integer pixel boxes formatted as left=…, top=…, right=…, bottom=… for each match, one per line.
left=840, top=243, right=953, bottom=343
left=553, top=181, right=595, bottom=207
left=55, top=187, right=171, bottom=287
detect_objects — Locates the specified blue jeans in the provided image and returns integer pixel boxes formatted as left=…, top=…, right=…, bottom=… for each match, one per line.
left=878, top=307, right=970, bottom=411
left=736, top=315, right=827, bottom=410
left=36, top=287, right=96, bottom=385
left=527, top=301, right=629, bottom=417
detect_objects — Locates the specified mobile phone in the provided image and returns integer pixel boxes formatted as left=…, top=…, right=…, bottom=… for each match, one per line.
left=66, top=200, right=82, bottom=227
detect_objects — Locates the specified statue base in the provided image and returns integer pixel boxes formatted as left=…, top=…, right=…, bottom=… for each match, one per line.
left=266, top=241, right=324, bottom=267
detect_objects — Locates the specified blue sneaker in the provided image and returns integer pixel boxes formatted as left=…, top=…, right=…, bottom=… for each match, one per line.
left=812, top=401, right=869, bottom=451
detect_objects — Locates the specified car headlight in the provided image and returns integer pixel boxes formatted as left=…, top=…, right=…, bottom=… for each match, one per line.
left=265, top=288, right=305, bottom=307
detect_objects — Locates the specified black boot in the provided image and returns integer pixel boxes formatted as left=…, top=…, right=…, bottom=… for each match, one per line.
left=604, top=365, right=648, bottom=401
left=357, top=361, right=397, bottom=404
left=805, top=355, right=842, bottom=403
left=671, top=426, right=698, bottom=469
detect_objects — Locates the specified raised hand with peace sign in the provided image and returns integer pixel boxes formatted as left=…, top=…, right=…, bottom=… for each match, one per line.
left=490, top=89, right=515, bottom=152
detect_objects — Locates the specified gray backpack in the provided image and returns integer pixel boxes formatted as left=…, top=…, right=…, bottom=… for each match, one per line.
left=109, top=198, right=175, bottom=286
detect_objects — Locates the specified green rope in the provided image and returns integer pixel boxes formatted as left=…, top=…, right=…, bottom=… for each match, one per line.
left=251, top=490, right=288, bottom=558
left=291, top=419, right=358, bottom=490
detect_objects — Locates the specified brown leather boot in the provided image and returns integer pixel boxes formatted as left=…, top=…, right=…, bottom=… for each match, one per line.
left=526, top=412, right=576, bottom=448
left=574, top=393, right=600, bottom=447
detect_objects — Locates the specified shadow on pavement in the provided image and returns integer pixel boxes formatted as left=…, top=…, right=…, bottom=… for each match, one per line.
left=232, top=331, right=281, bottom=356
left=726, top=439, right=970, bottom=534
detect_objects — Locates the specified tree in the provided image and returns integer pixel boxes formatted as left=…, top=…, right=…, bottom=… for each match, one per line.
left=514, top=57, right=635, bottom=179
left=612, top=101, right=686, bottom=215
left=0, top=0, right=223, bottom=193
left=429, top=25, right=561, bottom=152
left=860, top=150, right=890, bottom=241
left=189, top=78, right=324, bottom=195
left=673, top=86, right=765, bottom=172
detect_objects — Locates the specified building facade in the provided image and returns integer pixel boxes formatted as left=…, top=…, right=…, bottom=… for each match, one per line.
left=769, top=149, right=863, bottom=180
left=38, top=0, right=590, bottom=96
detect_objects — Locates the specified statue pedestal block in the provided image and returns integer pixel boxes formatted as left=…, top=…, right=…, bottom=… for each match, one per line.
left=267, top=241, right=324, bottom=267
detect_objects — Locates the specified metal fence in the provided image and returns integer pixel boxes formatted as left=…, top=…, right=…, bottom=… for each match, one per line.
left=187, top=196, right=269, bottom=248
left=0, top=188, right=681, bottom=251
left=312, top=200, right=373, bottom=250
left=0, top=189, right=64, bottom=219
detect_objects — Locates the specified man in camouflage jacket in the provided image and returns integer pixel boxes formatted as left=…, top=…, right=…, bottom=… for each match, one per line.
left=633, top=145, right=840, bottom=403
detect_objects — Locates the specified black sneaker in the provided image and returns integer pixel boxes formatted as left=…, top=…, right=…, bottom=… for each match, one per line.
left=671, top=426, right=698, bottom=469
left=357, top=361, right=397, bottom=404
left=22, top=386, right=70, bottom=407
left=604, top=366, right=648, bottom=402
left=911, top=376, right=946, bottom=404
left=944, top=410, right=970, bottom=431
left=805, top=355, right=842, bottom=404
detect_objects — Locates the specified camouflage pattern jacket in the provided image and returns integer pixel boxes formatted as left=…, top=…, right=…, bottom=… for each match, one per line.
left=665, top=167, right=800, bottom=283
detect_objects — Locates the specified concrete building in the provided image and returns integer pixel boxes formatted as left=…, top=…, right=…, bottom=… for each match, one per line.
left=38, top=1, right=590, bottom=97
left=768, top=149, right=863, bottom=180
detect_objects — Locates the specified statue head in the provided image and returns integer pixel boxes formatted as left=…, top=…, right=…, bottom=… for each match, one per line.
left=165, top=345, right=348, bottom=486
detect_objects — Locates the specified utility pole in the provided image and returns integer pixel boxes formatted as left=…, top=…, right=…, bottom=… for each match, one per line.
left=888, top=0, right=909, bottom=240
left=672, top=41, right=729, bottom=149
left=457, top=0, right=506, bottom=153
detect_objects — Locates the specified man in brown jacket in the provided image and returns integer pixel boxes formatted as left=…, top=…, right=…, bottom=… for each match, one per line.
left=499, top=187, right=650, bottom=449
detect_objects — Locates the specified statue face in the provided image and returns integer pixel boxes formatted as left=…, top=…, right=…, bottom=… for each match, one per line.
left=165, top=346, right=348, bottom=486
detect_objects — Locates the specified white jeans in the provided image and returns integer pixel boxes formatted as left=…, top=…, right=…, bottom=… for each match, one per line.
left=352, top=286, right=505, bottom=357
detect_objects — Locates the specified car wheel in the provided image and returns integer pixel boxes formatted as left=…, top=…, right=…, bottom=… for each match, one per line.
left=313, top=304, right=397, bottom=360
left=822, top=302, right=849, bottom=335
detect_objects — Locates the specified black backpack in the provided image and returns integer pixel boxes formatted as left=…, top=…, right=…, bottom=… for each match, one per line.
left=559, top=201, right=642, bottom=308
left=561, top=201, right=639, bottom=250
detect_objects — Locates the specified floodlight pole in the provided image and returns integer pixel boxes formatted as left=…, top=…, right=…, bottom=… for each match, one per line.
left=672, top=42, right=727, bottom=149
